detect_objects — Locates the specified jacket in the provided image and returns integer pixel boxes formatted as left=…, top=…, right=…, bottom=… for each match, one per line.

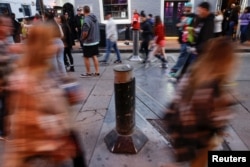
left=194, top=13, right=214, bottom=54
left=105, top=17, right=118, bottom=42
left=132, top=13, right=140, bottom=30
left=82, top=14, right=100, bottom=45
left=140, top=19, right=153, bottom=41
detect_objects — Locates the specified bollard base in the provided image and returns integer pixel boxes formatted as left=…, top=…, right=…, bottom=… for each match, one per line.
left=104, top=127, right=148, bottom=154
left=129, top=55, right=143, bottom=62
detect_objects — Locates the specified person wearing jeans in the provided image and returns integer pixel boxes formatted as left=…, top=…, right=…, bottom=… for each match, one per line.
left=99, top=12, right=122, bottom=64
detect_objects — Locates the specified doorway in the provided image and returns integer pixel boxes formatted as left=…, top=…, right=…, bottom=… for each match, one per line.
left=164, top=1, right=188, bottom=36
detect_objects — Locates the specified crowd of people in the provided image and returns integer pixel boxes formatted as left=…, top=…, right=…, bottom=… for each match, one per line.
left=0, top=1, right=241, bottom=167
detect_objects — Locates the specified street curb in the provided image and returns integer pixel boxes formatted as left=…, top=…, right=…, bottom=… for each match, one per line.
left=72, top=48, right=250, bottom=54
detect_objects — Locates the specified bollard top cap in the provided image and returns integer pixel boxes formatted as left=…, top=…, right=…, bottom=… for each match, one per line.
left=113, top=64, right=133, bottom=72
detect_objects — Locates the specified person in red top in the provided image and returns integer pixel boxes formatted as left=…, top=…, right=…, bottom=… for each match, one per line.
left=132, top=9, right=140, bottom=30
left=147, top=15, right=167, bottom=68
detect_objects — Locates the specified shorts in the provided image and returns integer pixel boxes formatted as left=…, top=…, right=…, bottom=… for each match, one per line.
left=83, top=44, right=99, bottom=58
left=157, top=40, right=166, bottom=47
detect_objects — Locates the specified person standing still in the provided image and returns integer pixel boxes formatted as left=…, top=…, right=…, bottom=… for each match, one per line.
left=80, top=6, right=100, bottom=77
left=99, top=12, right=122, bottom=64
left=75, top=8, right=84, bottom=49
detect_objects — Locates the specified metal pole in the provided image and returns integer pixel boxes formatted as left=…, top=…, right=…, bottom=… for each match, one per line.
left=105, top=64, right=148, bottom=154
left=129, top=30, right=142, bottom=62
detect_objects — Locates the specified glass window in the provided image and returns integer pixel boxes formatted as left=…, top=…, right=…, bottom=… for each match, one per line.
left=103, top=0, right=128, bottom=20
left=0, top=3, right=11, bottom=16
left=22, top=5, right=31, bottom=17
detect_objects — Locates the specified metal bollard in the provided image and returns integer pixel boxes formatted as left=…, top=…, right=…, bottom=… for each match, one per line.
left=104, top=64, right=148, bottom=154
left=129, top=30, right=142, bottom=62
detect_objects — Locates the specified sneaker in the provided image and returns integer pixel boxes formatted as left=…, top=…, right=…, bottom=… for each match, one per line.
left=160, top=63, right=168, bottom=69
left=80, top=73, right=93, bottom=78
left=114, top=60, right=122, bottom=64
left=99, top=60, right=107, bottom=63
left=94, top=73, right=100, bottom=77
left=168, top=72, right=176, bottom=78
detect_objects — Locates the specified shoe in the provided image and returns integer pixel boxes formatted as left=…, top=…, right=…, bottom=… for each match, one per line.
left=99, top=60, right=107, bottom=63
left=114, top=60, right=122, bottom=64
left=80, top=73, right=93, bottom=78
left=160, top=63, right=168, bottom=69
left=168, top=72, right=176, bottom=78
left=94, top=73, right=100, bottom=77
left=69, top=66, right=75, bottom=72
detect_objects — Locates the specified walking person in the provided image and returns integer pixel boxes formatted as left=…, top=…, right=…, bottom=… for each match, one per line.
left=139, top=12, right=153, bottom=63
left=168, top=2, right=196, bottom=77
left=162, top=37, right=238, bottom=167
left=124, top=25, right=130, bottom=45
left=147, top=16, right=167, bottom=68
left=214, top=10, right=223, bottom=37
left=99, top=12, right=122, bottom=64
left=60, top=15, right=74, bottom=72
left=3, top=23, right=86, bottom=167
left=239, top=6, right=250, bottom=44
left=80, top=6, right=100, bottom=77
left=175, top=2, right=214, bottom=81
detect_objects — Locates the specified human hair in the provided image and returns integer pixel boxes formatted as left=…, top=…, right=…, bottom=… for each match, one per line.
left=148, top=14, right=153, bottom=17
left=154, top=15, right=162, bottom=26
left=183, top=37, right=237, bottom=100
left=21, top=23, right=56, bottom=75
left=83, top=6, right=90, bottom=14
left=245, top=6, right=250, bottom=13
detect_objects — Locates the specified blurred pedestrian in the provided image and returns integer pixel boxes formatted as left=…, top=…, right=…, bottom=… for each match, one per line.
left=175, top=2, right=214, bottom=80
left=60, top=15, right=74, bottom=72
left=214, top=10, right=223, bottom=37
left=163, top=37, right=238, bottom=167
left=3, top=23, right=86, bottom=167
left=148, top=14, right=154, bottom=27
left=44, top=12, right=67, bottom=76
left=168, top=2, right=196, bottom=77
left=99, top=12, right=122, bottom=64
left=65, top=12, right=75, bottom=46
left=147, top=15, right=168, bottom=68
left=239, top=6, right=250, bottom=44
left=0, top=15, right=15, bottom=140
left=228, top=5, right=240, bottom=41
left=80, top=6, right=100, bottom=77
left=139, top=12, right=153, bottom=63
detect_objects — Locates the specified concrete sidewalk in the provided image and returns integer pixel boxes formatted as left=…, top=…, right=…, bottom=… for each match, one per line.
left=1, top=52, right=249, bottom=167
left=72, top=39, right=250, bottom=53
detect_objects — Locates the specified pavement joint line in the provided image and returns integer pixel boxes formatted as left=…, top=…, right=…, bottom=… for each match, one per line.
left=224, top=125, right=249, bottom=151
left=136, top=85, right=166, bottom=119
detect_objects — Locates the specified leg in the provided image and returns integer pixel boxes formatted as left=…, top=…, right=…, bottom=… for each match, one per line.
left=83, top=57, right=91, bottom=74
left=64, top=48, right=69, bottom=67
left=58, top=48, right=67, bottom=75
left=113, top=42, right=121, bottom=61
left=92, top=56, right=99, bottom=74
left=103, top=39, right=112, bottom=62
left=67, top=47, right=74, bottom=72
left=171, top=44, right=188, bottom=72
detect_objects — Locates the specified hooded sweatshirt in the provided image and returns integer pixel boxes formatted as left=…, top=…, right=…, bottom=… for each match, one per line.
left=82, top=14, right=100, bottom=46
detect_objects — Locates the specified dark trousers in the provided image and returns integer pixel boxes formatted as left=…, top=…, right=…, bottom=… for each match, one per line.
left=77, top=30, right=83, bottom=48
left=240, top=25, right=248, bottom=43
left=171, top=43, right=188, bottom=72
left=64, top=47, right=74, bottom=66
left=140, top=40, right=150, bottom=61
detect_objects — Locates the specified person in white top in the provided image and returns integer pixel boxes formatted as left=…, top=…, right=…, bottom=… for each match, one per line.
left=99, top=12, right=122, bottom=64
left=214, top=10, right=223, bottom=37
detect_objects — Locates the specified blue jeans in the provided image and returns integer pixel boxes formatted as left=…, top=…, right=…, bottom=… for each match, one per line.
left=171, top=43, right=188, bottom=72
left=104, top=39, right=121, bottom=61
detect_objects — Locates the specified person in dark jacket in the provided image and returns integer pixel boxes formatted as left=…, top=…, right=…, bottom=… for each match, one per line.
left=60, top=15, right=74, bottom=72
left=228, top=5, right=240, bottom=41
left=194, top=2, right=214, bottom=55
left=176, top=2, right=214, bottom=81
left=140, top=12, right=153, bottom=63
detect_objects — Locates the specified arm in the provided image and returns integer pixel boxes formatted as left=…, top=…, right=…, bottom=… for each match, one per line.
left=81, top=22, right=90, bottom=40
